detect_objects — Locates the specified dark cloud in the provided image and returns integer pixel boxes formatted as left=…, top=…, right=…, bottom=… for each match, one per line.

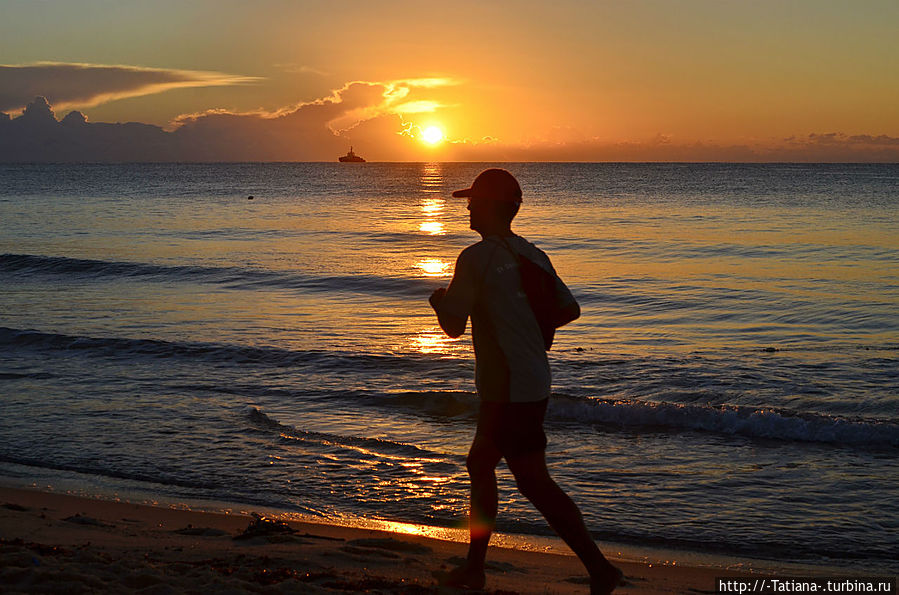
left=166, top=81, right=424, bottom=161
left=774, top=133, right=899, bottom=161
left=803, top=132, right=899, bottom=147
left=441, top=133, right=899, bottom=162
left=436, top=137, right=759, bottom=162
left=0, top=85, right=418, bottom=161
left=0, top=62, right=259, bottom=113
left=0, top=97, right=174, bottom=162
left=2, top=93, right=897, bottom=162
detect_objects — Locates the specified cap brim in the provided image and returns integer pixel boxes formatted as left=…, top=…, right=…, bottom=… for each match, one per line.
left=451, top=188, right=474, bottom=198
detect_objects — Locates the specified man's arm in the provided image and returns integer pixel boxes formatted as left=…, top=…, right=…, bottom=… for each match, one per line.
left=430, top=287, right=467, bottom=338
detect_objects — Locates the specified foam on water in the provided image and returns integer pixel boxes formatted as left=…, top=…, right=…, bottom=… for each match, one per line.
left=550, top=395, right=899, bottom=448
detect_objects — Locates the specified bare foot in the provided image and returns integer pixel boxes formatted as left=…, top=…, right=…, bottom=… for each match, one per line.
left=590, top=565, right=624, bottom=595
left=440, top=564, right=487, bottom=590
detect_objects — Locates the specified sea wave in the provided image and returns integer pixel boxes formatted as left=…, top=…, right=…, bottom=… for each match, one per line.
left=4, top=324, right=895, bottom=448
left=0, top=327, right=455, bottom=376
left=0, top=253, right=438, bottom=297
left=0, top=453, right=228, bottom=493
left=0, top=326, right=320, bottom=366
left=548, top=394, right=899, bottom=448
left=538, top=231, right=899, bottom=263
left=245, top=407, right=455, bottom=464
left=371, top=390, right=899, bottom=449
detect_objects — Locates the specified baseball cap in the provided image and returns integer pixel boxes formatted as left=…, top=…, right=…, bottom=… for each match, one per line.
left=451, top=168, right=522, bottom=204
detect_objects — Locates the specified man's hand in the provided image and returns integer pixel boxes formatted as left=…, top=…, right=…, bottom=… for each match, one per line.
left=429, top=287, right=447, bottom=310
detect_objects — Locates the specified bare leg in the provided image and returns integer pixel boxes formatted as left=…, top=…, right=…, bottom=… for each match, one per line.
left=506, top=450, right=622, bottom=594
left=444, top=434, right=502, bottom=589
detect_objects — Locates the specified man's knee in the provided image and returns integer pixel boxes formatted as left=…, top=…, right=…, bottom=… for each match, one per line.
left=512, top=471, right=547, bottom=499
left=507, top=453, right=554, bottom=498
left=466, top=444, right=498, bottom=478
left=465, top=452, right=479, bottom=474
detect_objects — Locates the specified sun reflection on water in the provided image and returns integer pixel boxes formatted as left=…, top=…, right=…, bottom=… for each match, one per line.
left=418, top=164, right=447, bottom=236
left=419, top=162, right=444, bottom=194
left=418, top=221, right=445, bottom=235
left=273, top=512, right=567, bottom=554
left=415, top=258, right=450, bottom=277
left=420, top=197, right=444, bottom=216
left=410, top=328, right=457, bottom=354
left=419, top=197, right=446, bottom=236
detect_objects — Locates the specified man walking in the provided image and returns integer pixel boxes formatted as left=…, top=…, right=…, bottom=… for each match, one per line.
left=429, top=169, right=623, bottom=594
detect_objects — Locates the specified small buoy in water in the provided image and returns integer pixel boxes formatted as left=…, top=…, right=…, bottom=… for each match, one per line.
left=247, top=195, right=254, bottom=200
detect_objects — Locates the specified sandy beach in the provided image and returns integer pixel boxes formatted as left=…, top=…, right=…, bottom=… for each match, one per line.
left=0, top=486, right=765, bottom=594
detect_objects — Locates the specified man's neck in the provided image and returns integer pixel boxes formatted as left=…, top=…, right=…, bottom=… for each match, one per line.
left=477, top=226, right=513, bottom=240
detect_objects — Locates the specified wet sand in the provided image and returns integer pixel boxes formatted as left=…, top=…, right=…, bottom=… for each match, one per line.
left=1, top=486, right=755, bottom=594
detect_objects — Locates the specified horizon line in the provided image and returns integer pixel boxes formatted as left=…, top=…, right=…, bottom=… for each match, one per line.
left=3, top=160, right=898, bottom=165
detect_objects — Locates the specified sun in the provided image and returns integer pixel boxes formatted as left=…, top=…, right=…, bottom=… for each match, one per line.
left=421, top=126, right=444, bottom=145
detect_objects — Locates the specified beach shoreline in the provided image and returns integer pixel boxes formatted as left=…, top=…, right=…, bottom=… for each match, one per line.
left=1, top=485, right=876, bottom=594
left=2, top=465, right=883, bottom=577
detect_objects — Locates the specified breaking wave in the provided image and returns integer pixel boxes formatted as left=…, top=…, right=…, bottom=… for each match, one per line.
left=548, top=394, right=899, bottom=448
left=372, top=390, right=899, bottom=449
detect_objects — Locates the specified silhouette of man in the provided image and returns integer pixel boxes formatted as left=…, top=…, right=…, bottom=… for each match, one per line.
left=429, top=169, right=623, bottom=594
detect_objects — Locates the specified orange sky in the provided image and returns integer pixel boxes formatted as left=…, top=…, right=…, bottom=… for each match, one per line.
left=2, top=0, right=898, bottom=161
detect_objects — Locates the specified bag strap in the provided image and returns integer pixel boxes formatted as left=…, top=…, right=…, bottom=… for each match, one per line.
left=494, top=234, right=518, bottom=259
left=477, top=239, right=503, bottom=298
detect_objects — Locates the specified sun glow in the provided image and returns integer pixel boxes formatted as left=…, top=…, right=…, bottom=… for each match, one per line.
left=419, top=221, right=445, bottom=235
left=421, top=126, right=444, bottom=145
left=415, top=258, right=450, bottom=277
left=410, top=329, right=453, bottom=355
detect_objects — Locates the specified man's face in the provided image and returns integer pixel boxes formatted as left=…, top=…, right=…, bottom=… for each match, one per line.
left=467, top=197, right=496, bottom=232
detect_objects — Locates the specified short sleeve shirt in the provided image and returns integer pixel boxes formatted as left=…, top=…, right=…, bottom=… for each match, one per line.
left=439, top=234, right=577, bottom=403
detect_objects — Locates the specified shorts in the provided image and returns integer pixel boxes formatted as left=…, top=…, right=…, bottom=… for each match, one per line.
left=475, top=399, right=548, bottom=457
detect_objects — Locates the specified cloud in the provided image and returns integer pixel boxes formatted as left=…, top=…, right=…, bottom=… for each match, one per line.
left=0, top=62, right=260, bottom=113
left=153, top=79, right=441, bottom=160
left=395, top=77, right=461, bottom=89
left=798, top=133, right=899, bottom=147
left=392, top=100, right=445, bottom=114
left=272, top=63, right=330, bottom=76
left=3, top=86, right=897, bottom=162
left=435, top=133, right=899, bottom=162
left=312, top=77, right=458, bottom=131
left=775, top=133, right=899, bottom=161
left=170, top=77, right=458, bottom=139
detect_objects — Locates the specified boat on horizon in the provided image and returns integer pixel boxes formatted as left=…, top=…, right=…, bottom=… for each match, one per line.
left=338, top=147, right=365, bottom=162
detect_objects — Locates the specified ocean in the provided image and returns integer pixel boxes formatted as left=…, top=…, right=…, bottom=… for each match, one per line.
left=1, top=162, right=896, bottom=573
